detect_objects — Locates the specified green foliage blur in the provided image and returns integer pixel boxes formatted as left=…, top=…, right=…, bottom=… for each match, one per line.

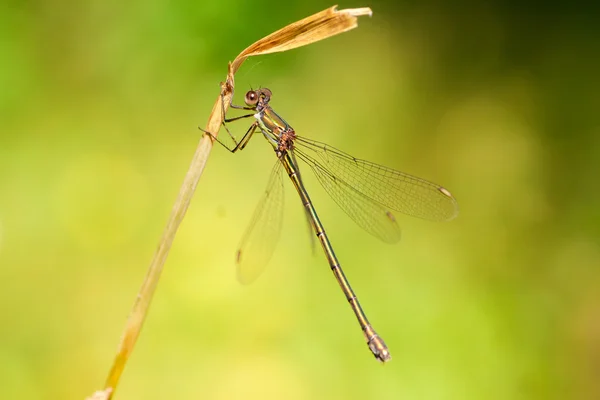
left=1, top=1, right=599, bottom=399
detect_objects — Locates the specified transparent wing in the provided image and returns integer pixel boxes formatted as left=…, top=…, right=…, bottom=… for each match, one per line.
left=294, top=149, right=402, bottom=243
left=236, top=161, right=285, bottom=284
left=293, top=137, right=458, bottom=240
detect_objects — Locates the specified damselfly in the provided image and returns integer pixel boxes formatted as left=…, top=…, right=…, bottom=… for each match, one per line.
left=205, top=87, right=458, bottom=362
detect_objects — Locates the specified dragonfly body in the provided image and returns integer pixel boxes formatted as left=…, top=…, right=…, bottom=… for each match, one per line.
left=211, top=87, right=458, bottom=363
left=252, top=90, right=298, bottom=154
left=249, top=89, right=390, bottom=361
left=279, top=150, right=391, bottom=361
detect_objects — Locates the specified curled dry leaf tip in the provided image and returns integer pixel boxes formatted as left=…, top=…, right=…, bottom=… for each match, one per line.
left=227, top=5, right=373, bottom=88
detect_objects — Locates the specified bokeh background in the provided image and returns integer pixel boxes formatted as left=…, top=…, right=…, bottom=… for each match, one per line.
left=1, top=1, right=599, bottom=399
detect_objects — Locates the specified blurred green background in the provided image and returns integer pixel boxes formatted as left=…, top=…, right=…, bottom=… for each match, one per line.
left=1, top=1, right=599, bottom=399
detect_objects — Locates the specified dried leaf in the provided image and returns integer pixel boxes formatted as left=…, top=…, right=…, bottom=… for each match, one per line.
left=230, top=6, right=372, bottom=74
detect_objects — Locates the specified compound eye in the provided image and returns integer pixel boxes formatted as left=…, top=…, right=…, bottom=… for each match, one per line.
left=245, top=91, right=258, bottom=106
left=261, top=88, right=272, bottom=99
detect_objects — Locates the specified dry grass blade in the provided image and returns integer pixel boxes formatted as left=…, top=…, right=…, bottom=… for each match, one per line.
left=91, top=5, right=371, bottom=400
left=229, top=6, right=372, bottom=76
